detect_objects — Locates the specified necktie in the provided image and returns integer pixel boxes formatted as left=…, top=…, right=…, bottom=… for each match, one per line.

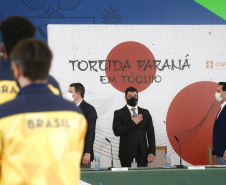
left=131, top=108, right=137, bottom=117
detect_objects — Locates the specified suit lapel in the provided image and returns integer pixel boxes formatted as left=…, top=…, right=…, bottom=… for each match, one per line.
left=214, top=108, right=221, bottom=123
left=214, top=106, right=226, bottom=127
left=79, top=100, right=85, bottom=108
left=78, top=100, right=86, bottom=115
left=123, top=105, right=131, bottom=116
left=137, top=107, right=144, bottom=128
left=217, top=106, right=226, bottom=120
left=138, top=107, right=141, bottom=114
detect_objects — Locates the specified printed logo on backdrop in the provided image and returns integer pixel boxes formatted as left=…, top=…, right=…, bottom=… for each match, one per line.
left=21, top=0, right=83, bottom=18
left=102, top=6, right=122, bottom=24
left=20, top=0, right=96, bottom=41
left=19, top=2, right=121, bottom=41
left=1, top=2, right=122, bottom=42
left=69, top=41, right=191, bottom=92
left=206, top=61, right=226, bottom=70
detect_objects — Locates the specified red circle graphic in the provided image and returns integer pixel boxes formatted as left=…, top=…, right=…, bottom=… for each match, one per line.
left=166, top=81, right=220, bottom=165
left=105, top=41, right=156, bottom=93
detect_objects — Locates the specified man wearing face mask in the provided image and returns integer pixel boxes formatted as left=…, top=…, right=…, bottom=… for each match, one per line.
left=213, top=82, right=226, bottom=165
left=113, top=86, right=155, bottom=167
left=67, top=83, right=97, bottom=167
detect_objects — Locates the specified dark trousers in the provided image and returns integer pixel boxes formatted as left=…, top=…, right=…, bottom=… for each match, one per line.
left=120, top=147, right=147, bottom=167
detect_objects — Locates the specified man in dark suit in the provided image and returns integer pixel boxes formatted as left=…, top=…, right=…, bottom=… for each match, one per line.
left=213, top=82, right=226, bottom=165
left=113, top=86, right=155, bottom=167
left=67, top=83, right=97, bottom=167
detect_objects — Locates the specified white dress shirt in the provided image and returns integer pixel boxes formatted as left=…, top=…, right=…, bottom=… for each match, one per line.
left=127, top=104, right=138, bottom=116
left=76, top=99, right=83, bottom=107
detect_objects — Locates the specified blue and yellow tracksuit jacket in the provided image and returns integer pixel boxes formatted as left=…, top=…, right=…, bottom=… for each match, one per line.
left=0, top=84, right=87, bottom=185
left=0, top=58, right=61, bottom=105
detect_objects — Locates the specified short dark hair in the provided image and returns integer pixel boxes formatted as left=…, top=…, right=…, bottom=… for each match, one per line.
left=11, top=38, right=52, bottom=81
left=125, top=86, right=138, bottom=96
left=219, top=82, right=226, bottom=91
left=0, top=16, right=35, bottom=55
left=70, top=83, right=85, bottom=98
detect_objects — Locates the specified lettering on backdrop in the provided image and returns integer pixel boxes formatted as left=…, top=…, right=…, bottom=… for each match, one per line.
left=69, top=59, right=191, bottom=84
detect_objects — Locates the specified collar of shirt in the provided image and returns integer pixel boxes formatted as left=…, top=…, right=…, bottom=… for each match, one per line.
left=127, top=104, right=138, bottom=115
left=221, top=101, right=226, bottom=110
left=18, top=83, right=48, bottom=96
left=1, top=57, right=10, bottom=64
left=76, top=99, right=83, bottom=107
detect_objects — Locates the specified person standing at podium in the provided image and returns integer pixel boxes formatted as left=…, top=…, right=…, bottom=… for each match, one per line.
left=213, top=82, right=226, bottom=165
left=113, top=86, right=156, bottom=167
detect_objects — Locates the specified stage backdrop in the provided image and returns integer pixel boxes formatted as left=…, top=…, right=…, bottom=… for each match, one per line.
left=48, top=25, right=226, bottom=167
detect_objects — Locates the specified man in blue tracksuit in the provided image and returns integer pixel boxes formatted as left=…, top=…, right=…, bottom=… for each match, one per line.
left=0, top=15, right=61, bottom=105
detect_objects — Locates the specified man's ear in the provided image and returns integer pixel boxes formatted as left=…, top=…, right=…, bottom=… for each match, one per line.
left=124, top=96, right=127, bottom=101
left=11, top=63, right=22, bottom=79
left=223, top=91, right=226, bottom=96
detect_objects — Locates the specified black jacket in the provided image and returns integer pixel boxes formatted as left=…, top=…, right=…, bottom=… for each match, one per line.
left=79, top=100, right=97, bottom=162
left=213, top=105, right=226, bottom=157
left=113, top=105, right=155, bottom=159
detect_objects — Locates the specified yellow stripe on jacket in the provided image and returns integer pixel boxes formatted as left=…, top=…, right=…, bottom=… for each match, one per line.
left=0, top=81, right=19, bottom=105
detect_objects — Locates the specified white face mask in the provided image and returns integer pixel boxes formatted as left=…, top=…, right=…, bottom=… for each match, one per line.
left=215, top=92, right=225, bottom=102
left=66, top=92, right=75, bottom=102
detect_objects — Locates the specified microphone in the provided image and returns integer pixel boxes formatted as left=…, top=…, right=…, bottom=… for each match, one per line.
left=105, top=138, right=114, bottom=170
left=174, top=136, right=185, bottom=168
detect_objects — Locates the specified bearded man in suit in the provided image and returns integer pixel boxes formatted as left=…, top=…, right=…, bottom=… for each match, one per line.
left=113, top=86, right=155, bottom=167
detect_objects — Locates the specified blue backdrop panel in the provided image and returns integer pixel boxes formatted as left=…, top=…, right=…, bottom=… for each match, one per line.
left=0, top=0, right=226, bottom=41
